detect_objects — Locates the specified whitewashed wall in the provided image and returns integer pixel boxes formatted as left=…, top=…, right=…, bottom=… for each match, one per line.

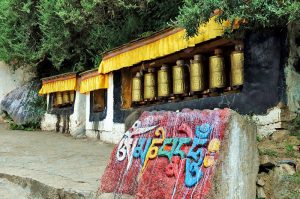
left=85, top=73, right=125, bottom=144
left=41, top=91, right=87, bottom=138
left=0, top=61, right=36, bottom=113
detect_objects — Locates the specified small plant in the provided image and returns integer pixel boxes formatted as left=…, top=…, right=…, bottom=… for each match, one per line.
left=256, top=135, right=262, bottom=142
left=285, top=143, right=296, bottom=157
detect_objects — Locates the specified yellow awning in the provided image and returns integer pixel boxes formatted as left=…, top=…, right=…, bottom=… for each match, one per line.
left=39, top=74, right=77, bottom=95
left=79, top=72, right=109, bottom=93
left=98, top=16, right=227, bottom=74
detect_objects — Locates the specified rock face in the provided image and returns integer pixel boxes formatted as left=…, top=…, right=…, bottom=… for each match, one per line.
left=99, top=109, right=258, bottom=199
left=0, top=81, right=44, bottom=125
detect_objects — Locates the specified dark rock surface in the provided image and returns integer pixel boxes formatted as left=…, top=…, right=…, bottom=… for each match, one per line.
left=0, top=81, right=43, bottom=125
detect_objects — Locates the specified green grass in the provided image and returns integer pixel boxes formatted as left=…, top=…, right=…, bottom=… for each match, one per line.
left=260, top=149, right=278, bottom=157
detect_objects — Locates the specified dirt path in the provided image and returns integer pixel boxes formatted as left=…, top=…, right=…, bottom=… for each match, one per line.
left=0, top=123, right=114, bottom=198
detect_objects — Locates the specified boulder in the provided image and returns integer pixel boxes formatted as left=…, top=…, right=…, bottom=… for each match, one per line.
left=0, top=81, right=44, bottom=125
left=257, top=178, right=265, bottom=186
left=99, top=109, right=258, bottom=199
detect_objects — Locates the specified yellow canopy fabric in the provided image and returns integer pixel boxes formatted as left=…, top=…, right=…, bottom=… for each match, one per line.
left=98, top=17, right=227, bottom=74
left=80, top=73, right=109, bottom=93
left=39, top=77, right=77, bottom=95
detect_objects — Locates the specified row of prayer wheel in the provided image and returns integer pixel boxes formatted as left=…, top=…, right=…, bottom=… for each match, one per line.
left=132, top=45, right=244, bottom=102
left=53, top=91, right=75, bottom=107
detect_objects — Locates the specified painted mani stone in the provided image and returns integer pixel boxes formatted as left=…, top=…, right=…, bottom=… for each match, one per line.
left=100, top=109, right=230, bottom=198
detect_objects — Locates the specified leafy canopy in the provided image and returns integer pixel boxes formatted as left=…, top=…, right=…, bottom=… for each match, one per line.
left=176, top=0, right=300, bottom=37
left=0, top=0, right=182, bottom=73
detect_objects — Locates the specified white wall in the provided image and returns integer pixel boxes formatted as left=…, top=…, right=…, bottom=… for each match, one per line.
left=85, top=73, right=125, bottom=144
left=0, top=61, right=36, bottom=112
left=41, top=92, right=87, bottom=138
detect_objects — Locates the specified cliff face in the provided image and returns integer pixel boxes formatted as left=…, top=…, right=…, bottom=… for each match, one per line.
left=286, top=22, right=300, bottom=113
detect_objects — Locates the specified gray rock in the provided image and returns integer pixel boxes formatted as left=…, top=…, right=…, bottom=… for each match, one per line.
left=279, top=164, right=296, bottom=175
left=271, top=130, right=289, bottom=142
left=257, top=187, right=267, bottom=198
left=272, top=162, right=298, bottom=198
left=209, top=111, right=259, bottom=199
left=125, top=109, right=143, bottom=131
left=257, top=178, right=265, bottom=186
left=0, top=81, right=44, bottom=125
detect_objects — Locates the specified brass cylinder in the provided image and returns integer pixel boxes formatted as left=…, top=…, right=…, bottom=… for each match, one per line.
left=209, top=49, right=226, bottom=89
left=62, top=91, right=70, bottom=104
left=172, top=60, right=185, bottom=95
left=230, top=44, right=244, bottom=86
left=70, top=91, right=75, bottom=103
left=190, top=54, right=205, bottom=92
left=56, top=92, right=63, bottom=105
left=53, top=94, right=58, bottom=107
left=132, top=72, right=143, bottom=102
left=144, top=69, right=156, bottom=100
left=157, top=65, right=170, bottom=97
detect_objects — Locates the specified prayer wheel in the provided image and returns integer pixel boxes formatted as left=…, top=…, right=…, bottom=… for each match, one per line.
left=190, top=54, right=205, bottom=92
left=172, top=60, right=186, bottom=95
left=62, top=91, right=70, bottom=105
left=157, top=65, right=170, bottom=98
left=53, top=94, right=58, bottom=107
left=144, top=69, right=156, bottom=100
left=230, top=44, right=244, bottom=86
left=56, top=92, right=63, bottom=105
left=209, top=49, right=226, bottom=89
left=70, top=91, right=75, bottom=102
left=132, top=72, right=143, bottom=102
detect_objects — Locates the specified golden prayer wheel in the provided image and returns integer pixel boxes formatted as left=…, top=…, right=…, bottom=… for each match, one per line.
left=190, top=54, right=205, bottom=92
left=144, top=69, right=156, bottom=100
left=230, top=44, right=244, bottom=86
left=62, top=91, right=70, bottom=105
left=56, top=92, right=63, bottom=106
left=70, top=91, right=75, bottom=102
left=53, top=94, right=58, bottom=107
left=209, top=49, right=226, bottom=89
left=132, top=72, right=143, bottom=102
left=157, top=65, right=170, bottom=98
left=172, top=60, right=186, bottom=95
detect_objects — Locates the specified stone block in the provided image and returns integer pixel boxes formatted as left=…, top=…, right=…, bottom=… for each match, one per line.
left=99, top=109, right=258, bottom=199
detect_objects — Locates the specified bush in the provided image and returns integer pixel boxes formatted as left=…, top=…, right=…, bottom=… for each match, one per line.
left=176, top=0, right=300, bottom=37
left=0, top=0, right=183, bottom=73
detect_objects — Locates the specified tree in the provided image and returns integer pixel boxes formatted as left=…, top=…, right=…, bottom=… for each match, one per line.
left=176, top=0, right=300, bottom=37
left=0, top=0, right=183, bottom=74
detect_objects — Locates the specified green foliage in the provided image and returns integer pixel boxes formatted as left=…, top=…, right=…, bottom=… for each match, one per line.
left=259, top=149, right=278, bottom=157
left=0, top=0, right=183, bottom=72
left=25, top=83, right=47, bottom=126
left=176, top=0, right=300, bottom=37
left=9, top=121, right=39, bottom=131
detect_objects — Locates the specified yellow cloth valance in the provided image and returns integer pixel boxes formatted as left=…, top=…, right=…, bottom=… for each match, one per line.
left=39, top=77, right=77, bottom=95
left=80, top=73, right=109, bottom=93
left=98, top=16, right=227, bottom=74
